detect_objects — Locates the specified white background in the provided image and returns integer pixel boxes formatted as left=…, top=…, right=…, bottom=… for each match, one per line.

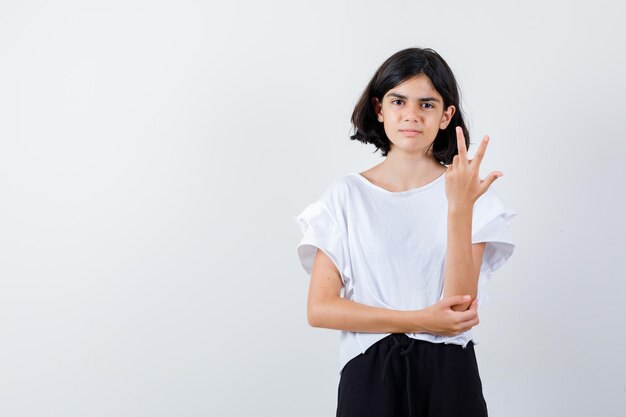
left=1, top=0, right=624, bottom=416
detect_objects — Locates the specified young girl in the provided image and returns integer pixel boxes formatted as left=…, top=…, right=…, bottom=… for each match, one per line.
left=294, top=47, right=517, bottom=417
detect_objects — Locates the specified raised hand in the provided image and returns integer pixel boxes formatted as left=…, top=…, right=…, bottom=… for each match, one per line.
left=444, top=126, right=503, bottom=209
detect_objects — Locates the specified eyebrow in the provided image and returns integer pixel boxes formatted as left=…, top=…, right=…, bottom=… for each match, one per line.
left=387, top=93, right=441, bottom=102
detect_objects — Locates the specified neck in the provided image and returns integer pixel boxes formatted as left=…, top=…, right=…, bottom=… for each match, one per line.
left=377, top=147, right=446, bottom=186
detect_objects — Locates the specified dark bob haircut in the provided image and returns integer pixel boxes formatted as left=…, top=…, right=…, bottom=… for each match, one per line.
left=350, top=47, right=469, bottom=163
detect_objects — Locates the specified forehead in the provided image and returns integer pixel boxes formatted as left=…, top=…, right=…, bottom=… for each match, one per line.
left=384, top=74, right=441, bottom=99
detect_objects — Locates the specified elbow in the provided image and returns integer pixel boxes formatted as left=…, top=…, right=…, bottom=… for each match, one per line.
left=307, top=311, right=317, bottom=328
left=307, top=303, right=321, bottom=328
left=307, top=298, right=336, bottom=328
left=307, top=295, right=341, bottom=328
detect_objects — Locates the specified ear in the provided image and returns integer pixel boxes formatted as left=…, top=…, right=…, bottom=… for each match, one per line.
left=372, top=97, right=383, bottom=122
left=440, top=105, right=456, bottom=129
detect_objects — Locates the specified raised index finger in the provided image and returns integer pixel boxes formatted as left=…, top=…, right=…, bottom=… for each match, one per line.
left=456, top=126, right=467, bottom=160
left=472, top=135, right=490, bottom=168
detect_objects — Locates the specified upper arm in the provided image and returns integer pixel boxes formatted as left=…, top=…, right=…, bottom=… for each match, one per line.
left=306, top=248, right=343, bottom=325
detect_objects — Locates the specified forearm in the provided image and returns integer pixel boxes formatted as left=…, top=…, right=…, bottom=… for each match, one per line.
left=308, top=296, right=426, bottom=334
left=443, top=204, right=478, bottom=311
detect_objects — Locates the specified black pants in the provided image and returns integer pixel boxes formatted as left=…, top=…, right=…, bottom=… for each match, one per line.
left=337, top=333, right=488, bottom=417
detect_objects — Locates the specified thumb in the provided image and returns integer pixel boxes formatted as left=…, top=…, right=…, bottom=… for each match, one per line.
left=481, top=171, right=503, bottom=190
left=444, top=294, right=472, bottom=306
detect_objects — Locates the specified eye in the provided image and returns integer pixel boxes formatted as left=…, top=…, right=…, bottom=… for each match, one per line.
left=391, top=99, right=404, bottom=105
left=422, top=102, right=435, bottom=109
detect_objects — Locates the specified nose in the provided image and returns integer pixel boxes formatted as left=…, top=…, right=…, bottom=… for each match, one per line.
left=403, top=102, right=421, bottom=122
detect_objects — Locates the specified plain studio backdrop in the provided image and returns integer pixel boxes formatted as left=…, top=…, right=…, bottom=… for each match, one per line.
left=1, top=0, right=624, bottom=416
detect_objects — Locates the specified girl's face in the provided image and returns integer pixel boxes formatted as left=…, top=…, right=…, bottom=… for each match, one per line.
left=373, top=74, right=455, bottom=156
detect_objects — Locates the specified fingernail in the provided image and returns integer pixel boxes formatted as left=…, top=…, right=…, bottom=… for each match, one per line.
left=464, top=295, right=470, bottom=300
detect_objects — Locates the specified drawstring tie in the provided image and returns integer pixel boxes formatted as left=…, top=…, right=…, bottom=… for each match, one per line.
left=382, top=334, right=418, bottom=417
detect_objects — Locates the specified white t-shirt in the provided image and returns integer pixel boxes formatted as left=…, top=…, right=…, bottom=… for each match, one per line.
left=294, top=170, right=517, bottom=376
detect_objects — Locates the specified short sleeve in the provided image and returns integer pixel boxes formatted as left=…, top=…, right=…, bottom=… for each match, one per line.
left=293, top=200, right=353, bottom=296
left=471, top=188, right=518, bottom=307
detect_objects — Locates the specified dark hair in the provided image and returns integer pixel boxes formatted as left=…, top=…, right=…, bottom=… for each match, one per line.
left=350, top=47, right=469, bottom=163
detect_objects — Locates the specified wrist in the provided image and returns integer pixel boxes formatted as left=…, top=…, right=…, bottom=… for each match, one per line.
left=406, top=308, right=428, bottom=334
left=447, top=202, right=473, bottom=213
